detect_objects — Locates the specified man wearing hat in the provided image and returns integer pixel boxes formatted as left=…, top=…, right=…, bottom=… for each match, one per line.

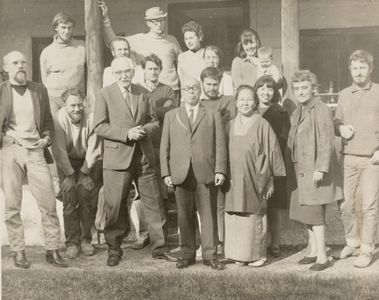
left=99, top=0, right=182, bottom=99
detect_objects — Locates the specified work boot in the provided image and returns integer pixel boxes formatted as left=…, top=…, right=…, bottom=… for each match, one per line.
left=46, top=250, right=68, bottom=267
left=13, top=251, right=30, bottom=269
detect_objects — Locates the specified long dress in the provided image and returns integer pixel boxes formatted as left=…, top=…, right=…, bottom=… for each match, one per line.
left=224, top=112, right=285, bottom=262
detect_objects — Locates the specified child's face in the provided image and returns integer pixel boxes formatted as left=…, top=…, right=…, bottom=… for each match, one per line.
left=259, top=55, right=273, bottom=68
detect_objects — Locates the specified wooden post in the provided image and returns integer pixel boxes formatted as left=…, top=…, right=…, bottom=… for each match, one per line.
left=84, top=0, right=103, bottom=109
left=282, top=0, right=299, bottom=114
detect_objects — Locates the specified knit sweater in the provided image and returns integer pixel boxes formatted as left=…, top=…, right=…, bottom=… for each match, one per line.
left=52, top=107, right=102, bottom=176
left=334, top=82, right=379, bottom=156
left=201, top=95, right=237, bottom=124
left=103, top=19, right=182, bottom=90
left=40, top=36, right=86, bottom=98
left=231, top=57, right=258, bottom=88
left=177, top=48, right=206, bottom=83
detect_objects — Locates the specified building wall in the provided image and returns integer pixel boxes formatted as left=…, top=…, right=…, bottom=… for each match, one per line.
left=1, top=0, right=379, bottom=246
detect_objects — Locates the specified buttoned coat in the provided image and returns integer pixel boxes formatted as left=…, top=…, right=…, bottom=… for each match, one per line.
left=286, top=97, right=343, bottom=205
left=160, top=104, right=227, bottom=185
left=94, top=82, right=158, bottom=170
left=0, top=80, right=54, bottom=163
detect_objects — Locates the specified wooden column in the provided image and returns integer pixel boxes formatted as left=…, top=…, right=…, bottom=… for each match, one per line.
left=282, top=0, right=299, bottom=113
left=84, top=0, right=103, bottom=109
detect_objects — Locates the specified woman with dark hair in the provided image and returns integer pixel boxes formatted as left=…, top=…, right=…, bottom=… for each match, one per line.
left=224, top=85, right=285, bottom=267
left=203, top=45, right=234, bottom=96
left=286, top=70, right=343, bottom=271
left=254, top=75, right=290, bottom=258
left=177, top=21, right=206, bottom=83
left=231, top=28, right=262, bottom=89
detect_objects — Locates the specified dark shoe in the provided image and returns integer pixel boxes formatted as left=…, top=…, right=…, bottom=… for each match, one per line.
left=13, top=251, right=30, bottom=269
left=203, top=259, right=225, bottom=270
left=107, top=254, right=121, bottom=267
left=271, top=247, right=282, bottom=258
left=176, top=258, right=196, bottom=269
left=298, top=256, right=317, bottom=265
left=154, top=251, right=179, bottom=262
left=309, top=260, right=331, bottom=271
left=46, top=250, right=68, bottom=267
left=132, top=237, right=150, bottom=250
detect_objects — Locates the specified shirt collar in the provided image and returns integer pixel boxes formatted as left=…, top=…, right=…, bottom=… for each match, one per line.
left=352, top=81, right=372, bottom=93
left=184, top=102, right=200, bottom=113
left=117, top=82, right=130, bottom=94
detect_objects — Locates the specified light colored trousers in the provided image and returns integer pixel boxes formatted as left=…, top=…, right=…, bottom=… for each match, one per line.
left=339, top=154, right=379, bottom=254
left=1, top=144, right=61, bottom=251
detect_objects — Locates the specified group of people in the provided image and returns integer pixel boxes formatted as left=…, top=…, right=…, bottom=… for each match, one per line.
left=1, top=1, right=378, bottom=273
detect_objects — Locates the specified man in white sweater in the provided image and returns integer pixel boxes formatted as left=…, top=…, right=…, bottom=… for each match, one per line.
left=52, top=88, right=103, bottom=259
left=40, top=12, right=86, bottom=115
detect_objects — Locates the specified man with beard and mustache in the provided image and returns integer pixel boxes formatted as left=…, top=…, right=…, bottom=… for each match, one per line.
left=40, top=12, right=86, bottom=115
left=0, top=51, right=67, bottom=268
left=333, top=50, right=379, bottom=268
left=51, top=88, right=103, bottom=259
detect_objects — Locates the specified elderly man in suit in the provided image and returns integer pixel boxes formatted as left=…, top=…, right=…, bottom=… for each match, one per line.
left=0, top=51, right=67, bottom=268
left=94, top=56, right=178, bottom=266
left=160, top=77, right=227, bottom=270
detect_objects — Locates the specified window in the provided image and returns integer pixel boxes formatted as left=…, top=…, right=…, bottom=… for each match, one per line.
left=168, top=0, right=250, bottom=71
left=300, top=27, right=379, bottom=93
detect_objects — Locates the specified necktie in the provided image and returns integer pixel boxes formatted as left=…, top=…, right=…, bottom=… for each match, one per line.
left=188, top=108, right=194, bottom=125
left=123, top=89, right=133, bottom=115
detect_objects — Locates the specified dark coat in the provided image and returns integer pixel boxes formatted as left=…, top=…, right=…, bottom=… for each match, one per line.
left=286, top=97, right=343, bottom=205
left=94, top=82, right=158, bottom=170
left=160, top=104, right=227, bottom=185
left=0, top=80, right=54, bottom=163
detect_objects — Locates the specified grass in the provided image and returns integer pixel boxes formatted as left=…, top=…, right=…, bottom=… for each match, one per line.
left=2, top=269, right=379, bottom=300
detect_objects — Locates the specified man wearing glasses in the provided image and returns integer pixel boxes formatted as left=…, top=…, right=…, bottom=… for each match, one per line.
left=94, top=57, right=178, bottom=266
left=99, top=1, right=182, bottom=98
left=160, top=77, right=227, bottom=270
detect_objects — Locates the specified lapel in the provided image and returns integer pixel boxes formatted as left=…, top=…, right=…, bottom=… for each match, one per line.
left=176, top=106, right=191, bottom=133
left=191, top=105, right=206, bottom=134
left=111, top=83, right=133, bottom=118
left=27, top=81, right=41, bottom=132
left=3, top=81, right=13, bottom=119
left=298, top=97, right=317, bottom=124
left=130, top=84, right=139, bottom=117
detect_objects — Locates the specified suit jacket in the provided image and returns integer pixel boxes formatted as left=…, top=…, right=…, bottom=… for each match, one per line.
left=286, top=97, right=343, bottom=205
left=160, top=104, right=227, bottom=185
left=0, top=80, right=54, bottom=163
left=94, top=82, right=158, bottom=170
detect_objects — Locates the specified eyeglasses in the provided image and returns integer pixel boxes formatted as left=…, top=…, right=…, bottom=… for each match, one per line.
left=149, top=18, right=165, bottom=25
left=181, top=86, right=200, bottom=92
left=113, top=70, right=133, bottom=76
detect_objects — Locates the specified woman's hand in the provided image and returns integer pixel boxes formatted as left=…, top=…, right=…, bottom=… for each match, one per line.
left=313, top=171, right=324, bottom=185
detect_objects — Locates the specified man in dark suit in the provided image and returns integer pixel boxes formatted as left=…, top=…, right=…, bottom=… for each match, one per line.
left=160, top=77, right=227, bottom=270
left=94, top=57, right=178, bottom=266
left=0, top=51, right=67, bottom=268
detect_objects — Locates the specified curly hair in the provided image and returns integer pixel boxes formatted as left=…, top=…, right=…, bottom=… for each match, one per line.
left=181, top=21, right=204, bottom=43
left=290, top=70, right=318, bottom=91
left=61, top=88, right=84, bottom=103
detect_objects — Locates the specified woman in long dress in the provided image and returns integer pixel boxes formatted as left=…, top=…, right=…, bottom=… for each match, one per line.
left=224, top=85, right=285, bottom=267
left=286, top=70, right=343, bottom=271
left=254, top=76, right=290, bottom=257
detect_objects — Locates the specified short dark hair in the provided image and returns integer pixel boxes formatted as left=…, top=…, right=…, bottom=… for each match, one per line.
left=254, top=76, right=281, bottom=104
left=141, top=53, right=163, bottom=70
left=181, top=21, right=204, bottom=43
left=52, top=12, right=75, bottom=30
left=235, top=85, right=259, bottom=112
left=203, top=45, right=223, bottom=64
left=110, top=37, right=130, bottom=53
left=235, top=28, right=261, bottom=59
left=61, top=88, right=84, bottom=103
left=349, top=50, right=374, bottom=70
left=200, top=67, right=223, bottom=83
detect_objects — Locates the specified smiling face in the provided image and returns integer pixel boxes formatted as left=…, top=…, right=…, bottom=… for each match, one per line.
left=184, top=31, right=201, bottom=51
left=350, top=60, right=372, bottom=88
left=259, top=55, right=273, bottom=69
left=236, top=88, right=256, bottom=117
left=147, top=18, right=166, bottom=36
left=257, top=83, right=274, bottom=106
left=242, top=38, right=258, bottom=58
left=293, top=81, right=314, bottom=104
left=65, top=95, right=84, bottom=124
left=112, top=40, right=130, bottom=58
left=204, top=49, right=220, bottom=68
left=112, top=57, right=135, bottom=89
left=55, top=22, right=74, bottom=43
left=3, top=51, right=28, bottom=85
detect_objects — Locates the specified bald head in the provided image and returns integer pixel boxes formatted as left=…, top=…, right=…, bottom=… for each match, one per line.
left=111, top=57, right=135, bottom=89
left=3, top=51, right=28, bottom=85
left=181, top=77, right=201, bottom=106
